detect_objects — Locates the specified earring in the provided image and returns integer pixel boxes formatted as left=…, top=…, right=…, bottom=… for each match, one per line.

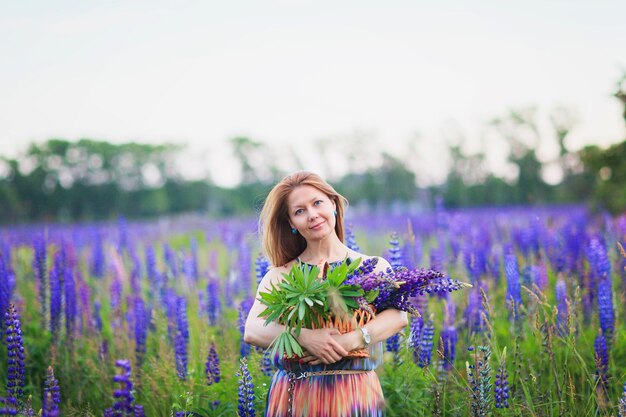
left=291, top=228, right=297, bottom=235
left=333, top=210, right=337, bottom=216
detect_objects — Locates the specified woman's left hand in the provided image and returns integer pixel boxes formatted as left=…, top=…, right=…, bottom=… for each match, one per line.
left=300, top=331, right=360, bottom=365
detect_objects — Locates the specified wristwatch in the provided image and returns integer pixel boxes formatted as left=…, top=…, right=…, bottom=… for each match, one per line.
left=359, top=326, right=371, bottom=348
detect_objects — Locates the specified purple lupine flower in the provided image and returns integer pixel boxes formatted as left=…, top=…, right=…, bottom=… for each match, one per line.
left=49, top=256, right=62, bottom=337
left=349, top=267, right=466, bottom=316
left=206, top=277, right=221, bottom=326
left=77, top=273, right=91, bottom=334
left=555, top=279, right=568, bottom=335
left=589, top=238, right=615, bottom=342
left=0, top=397, right=17, bottom=416
left=110, top=274, right=123, bottom=329
left=345, top=226, right=361, bottom=252
left=163, top=243, right=178, bottom=278
left=64, top=263, right=77, bottom=339
left=144, top=246, right=157, bottom=287
left=175, top=330, right=187, bottom=381
left=42, top=366, right=61, bottom=417
left=254, top=254, right=270, bottom=286
left=494, top=357, right=509, bottom=408
left=521, top=265, right=536, bottom=288
left=5, top=304, right=25, bottom=404
left=463, top=242, right=482, bottom=284
left=134, top=297, right=148, bottom=366
left=134, top=405, right=145, bottom=417
left=385, top=333, right=400, bottom=354
left=408, top=315, right=423, bottom=354
left=190, top=238, right=199, bottom=282
left=504, top=246, right=522, bottom=312
left=260, top=349, right=273, bottom=377
left=464, top=286, right=487, bottom=333
left=418, top=318, right=434, bottom=368
left=388, top=232, right=403, bottom=270
left=33, top=236, right=48, bottom=326
left=594, top=333, right=609, bottom=392
left=536, top=261, right=548, bottom=290
left=0, top=253, right=12, bottom=331
left=164, top=289, right=178, bottom=342
left=238, top=241, right=252, bottom=295
left=106, top=359, right=135, bottom=417
left=403, top=233, right=422, bottom=270
left=129, top=250, right=142, bottom=296
left=429, top=242, right=446, bottom=276
left=440, top=326, right=457, bottom=371
left=344, top=258, right=379, bottom=285
left=487, top=245, right=501, bottom=282
left=236, top=358, right=255, bottom=417
left=117, top=216, right=128, bottom=254
left=176, top=296, right=189, bottom=344
left=239, top=297, right=254, bottom=357
left=90, top=229, right=104, bottom=278
left=206, top=342, right=221, bottom=385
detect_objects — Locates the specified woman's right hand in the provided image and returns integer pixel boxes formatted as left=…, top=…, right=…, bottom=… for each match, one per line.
left=297, top=328, right=349, bottom=364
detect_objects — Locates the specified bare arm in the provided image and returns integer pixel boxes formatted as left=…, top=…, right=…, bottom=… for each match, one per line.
left=243, top=268, right=288, bottom=348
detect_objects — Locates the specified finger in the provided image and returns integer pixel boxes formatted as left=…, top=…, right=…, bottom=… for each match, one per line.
left=300, top=355, right=316, bottom=363
left=328, top=328, right=341, bottom=335
left=331, top=341, right=350, bottom=357
left=309, top=359, right=322, bottom=366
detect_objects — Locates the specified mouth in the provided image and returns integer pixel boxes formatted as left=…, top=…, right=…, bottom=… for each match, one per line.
left=309, top=221, right=325, bottom=230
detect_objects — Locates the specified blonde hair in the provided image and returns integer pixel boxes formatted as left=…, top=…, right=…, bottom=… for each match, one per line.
left=259, top=171, right=347, bottom=267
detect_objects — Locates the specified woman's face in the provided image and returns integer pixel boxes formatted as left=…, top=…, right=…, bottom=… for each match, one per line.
left=286, top=185, right=337, bottom=242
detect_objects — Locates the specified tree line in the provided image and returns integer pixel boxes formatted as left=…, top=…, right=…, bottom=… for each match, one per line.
left=1, top=79, right=625, bottom=224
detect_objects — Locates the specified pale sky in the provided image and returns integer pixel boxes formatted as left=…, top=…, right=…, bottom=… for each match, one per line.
left=1, top=0, right=625, bottom=186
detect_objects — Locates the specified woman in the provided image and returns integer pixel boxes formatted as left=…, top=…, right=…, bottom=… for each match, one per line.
left=244, top=171, right=408, bottom=417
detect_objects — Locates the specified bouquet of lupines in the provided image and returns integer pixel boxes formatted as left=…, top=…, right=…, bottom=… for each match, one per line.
left=258, top=257, right=470, bottom=359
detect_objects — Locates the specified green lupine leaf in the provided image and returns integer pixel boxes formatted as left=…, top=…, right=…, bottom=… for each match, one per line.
left=298, top=301, right=305, bottom=321
left=284, top=333, right=293, bottom=357
left=287, top=332, right=304, bottom=356
left=365, top=290, right=379, bottom=303
left=304, top=297, right=314, bottom=307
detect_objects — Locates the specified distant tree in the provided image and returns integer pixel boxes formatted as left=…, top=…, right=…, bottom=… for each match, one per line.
left=579, top=141, right=626, bottom=214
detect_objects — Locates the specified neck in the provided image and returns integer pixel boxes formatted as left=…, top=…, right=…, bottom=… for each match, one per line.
left=299, top=234, right=348, bottom=264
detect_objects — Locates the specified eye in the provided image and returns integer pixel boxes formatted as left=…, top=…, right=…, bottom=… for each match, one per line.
left=295, top=208, right=304, bottom=215
left=314, top=200, right=323, bottom=206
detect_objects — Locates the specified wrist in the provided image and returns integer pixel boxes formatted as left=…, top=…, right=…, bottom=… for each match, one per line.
left=358, top=326, right=371, bottom=348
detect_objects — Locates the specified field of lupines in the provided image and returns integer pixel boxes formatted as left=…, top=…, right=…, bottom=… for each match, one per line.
left=1, top=204, right=626, bottom=416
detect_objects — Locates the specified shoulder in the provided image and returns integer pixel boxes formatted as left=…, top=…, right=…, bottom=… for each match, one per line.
left=257, top=260, right=298, bottom=292
left=349, top=252, right=391, bottom=274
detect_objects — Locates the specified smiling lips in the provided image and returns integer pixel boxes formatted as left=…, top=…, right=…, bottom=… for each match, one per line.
left=310, top=221, right=325, bottom=230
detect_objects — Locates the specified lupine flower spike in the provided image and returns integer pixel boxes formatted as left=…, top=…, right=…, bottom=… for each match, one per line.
left=236, top=358, right=255, bottom=417
left=5, top=304, right=25, bottom=405
left=105, top=359, right=136, bottom=417
left=494, top=348, right=509, bottom=409
left=466, top=345, right=493, bottom=417
left=42, top=366, right=61, bottom=417
left=206, top=342, right=221, bottom=385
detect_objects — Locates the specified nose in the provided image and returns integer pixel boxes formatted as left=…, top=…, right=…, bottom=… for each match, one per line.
left=308, top=207, right=319, bottom=221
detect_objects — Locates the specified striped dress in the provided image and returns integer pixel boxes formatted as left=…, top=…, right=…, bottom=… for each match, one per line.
left=264, top=343, right=385, bottom=416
